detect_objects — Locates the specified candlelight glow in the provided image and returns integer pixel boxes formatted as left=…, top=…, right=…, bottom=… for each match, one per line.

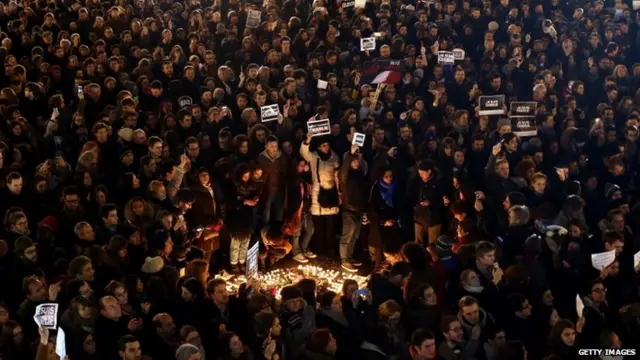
left=216, top=264, right=369, bottom=296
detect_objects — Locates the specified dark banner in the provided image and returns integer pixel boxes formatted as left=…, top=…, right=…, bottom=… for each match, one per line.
left=478, top=95, right=505, bottom=116
left=510, top=101, right=537, bottom=117
left=512, top=118, right=538, bottom=137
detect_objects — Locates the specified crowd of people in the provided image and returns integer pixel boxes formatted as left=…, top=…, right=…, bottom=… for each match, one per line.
left=2, top=0, right=640, bottom=359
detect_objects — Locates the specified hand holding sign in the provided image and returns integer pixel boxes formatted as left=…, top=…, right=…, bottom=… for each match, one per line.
left=591, top=249, right=616, bottom=271
left=352, top=132, right=366, bottom=147
left=33, top=303, right=59, bottom=329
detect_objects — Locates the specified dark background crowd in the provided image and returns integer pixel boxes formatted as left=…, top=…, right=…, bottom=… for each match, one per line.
left=1, top=0, right=640, bottom=359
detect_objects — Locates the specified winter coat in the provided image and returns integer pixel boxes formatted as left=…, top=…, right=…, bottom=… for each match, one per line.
left=300, top=142, right=340, bottom=216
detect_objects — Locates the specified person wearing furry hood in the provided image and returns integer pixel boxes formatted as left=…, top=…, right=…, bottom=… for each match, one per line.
left=279, top=285, right=316, bottom=359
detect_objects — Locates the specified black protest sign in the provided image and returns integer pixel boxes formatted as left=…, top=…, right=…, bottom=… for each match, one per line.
left=478, top=95, right=505, bottom=116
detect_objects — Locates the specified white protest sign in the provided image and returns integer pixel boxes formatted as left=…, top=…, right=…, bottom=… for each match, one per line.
left=246, top=10, right=261, bottom=29
left=341, top=0, right=355, bottom=8
left=360, top=37, right=376, bottom=51
left=437, top=51, right=454, bottom=64
left=33, top=303, right=59, bottom=329
left=634, top=250, right=640, bottom=270
left=307, top=118, right=331, bottom=136
left=576, top=294, right=584, bottom=318
left=452, top=48, right=465, bottom=60
left=260, top=104, right=280, bottom=122
left=591, top=249, right=616, bottom=270
left=355, top=0, right=366, bottom=8
left=352, top=132, right=366, bottom=146
left=317, top=80, right=328, bottom=90
left=56, top=327, right=67, bottom=358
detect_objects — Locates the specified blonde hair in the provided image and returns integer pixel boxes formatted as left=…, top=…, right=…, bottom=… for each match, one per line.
left=378, top=300, right=402, bottom=320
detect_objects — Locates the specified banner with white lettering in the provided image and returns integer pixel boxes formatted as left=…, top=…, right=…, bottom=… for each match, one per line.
left=452, top=48, right=465, bottom=60
left=341, top=0, right=355, bottom=8
left=438, top=51, right=454, bottom=64
left=511, top=118, right=538, bottom=137
left=307, top=118, right=331, bottom=136
left=478, top=95, right=505, bottom=116
left=510, top=101, right=538, bottom=137
left=510, top=101, right=537, bottom=117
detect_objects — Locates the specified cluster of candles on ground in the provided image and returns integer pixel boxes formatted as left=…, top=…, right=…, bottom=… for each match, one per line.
left=217, top=264, right=370, bottom=297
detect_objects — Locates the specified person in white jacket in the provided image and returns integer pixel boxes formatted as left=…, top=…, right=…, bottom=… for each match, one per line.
left=300, top=132, right=340, bottom=258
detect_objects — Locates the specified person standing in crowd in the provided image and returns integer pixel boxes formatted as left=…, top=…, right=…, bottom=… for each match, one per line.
left=300, top=132, right=338, bottom=258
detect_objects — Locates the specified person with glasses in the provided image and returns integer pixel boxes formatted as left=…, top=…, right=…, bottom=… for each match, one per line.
left=4, top=210, right=30, bottom=249
left=439, top=315, right=480, bottom=360
left=581, top=280, right=609, bottom=345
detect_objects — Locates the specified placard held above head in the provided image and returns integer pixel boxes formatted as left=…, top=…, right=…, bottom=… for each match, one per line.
left=478, top=95, right=505, bottom=116
left=261, top=104, right=280, bottom=122
left=307, top=118, right=331, bottom=137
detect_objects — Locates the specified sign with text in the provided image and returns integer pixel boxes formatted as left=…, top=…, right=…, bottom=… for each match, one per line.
left=342, top=0, right=355, bottom=8
left=261, top=104, right=280, bottom=122
left=452, top=48, right=465, bottom=60
left=512, top=118, right=538, bottom=137
left=438, top=51, right=454, bottom=64
left=510, top=101, right=537, bottom=117
left=317, top=80, right=328, bottom=90
left=591, top=249, right=616, bottom=270
left=360, top=37, right=376, bottom=51
left=246, top=241, right=260, bottom=280
left=478, top=95, right=505, bottom=116
left=307, top=118, right=331, bottom=136
left=246, top=10, right=261, bottom=29
left=352, top=132, right=366, bottom=146
left=33, top=303, right=58, bottom=329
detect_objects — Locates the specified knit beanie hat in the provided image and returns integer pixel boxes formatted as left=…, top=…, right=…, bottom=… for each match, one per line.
left=280, top=285, right=302, bottom=302
left=175, top=344, right=200, bottom=360
left=14, top=236, right=34, bottom=254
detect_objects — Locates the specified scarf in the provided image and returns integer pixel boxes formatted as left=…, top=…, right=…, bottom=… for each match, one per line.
left=463, top=284, right=484, bottom=294
left=318, top=149, right=331, bottom=161
left=378, top=181, right=397, bottom=208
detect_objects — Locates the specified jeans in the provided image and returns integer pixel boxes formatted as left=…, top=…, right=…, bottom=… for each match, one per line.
left=292, top=211, right=314, bottom=255
left=339, top=209, right=362, bottom=261
left=261, top=192, right=284, bottom=226
left=230, top=235, right=251, bottom=265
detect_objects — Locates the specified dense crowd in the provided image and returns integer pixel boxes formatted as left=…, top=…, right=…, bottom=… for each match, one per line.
left=2, top=0, right=640, bottom=359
